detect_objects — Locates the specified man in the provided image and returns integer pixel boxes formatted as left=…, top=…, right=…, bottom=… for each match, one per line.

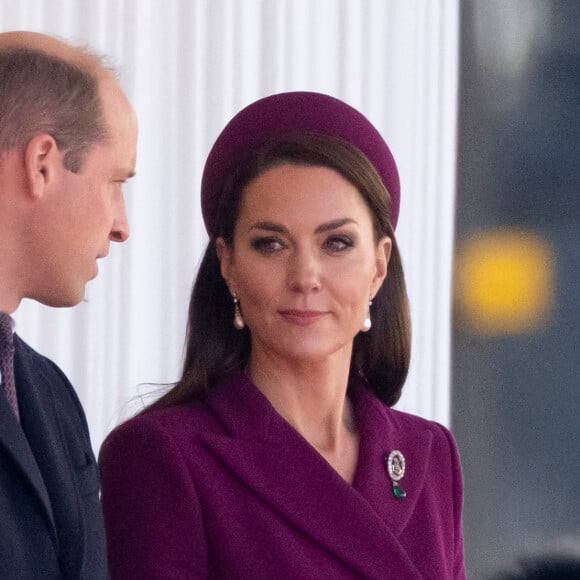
left=0, top=31, right=137, bottom=578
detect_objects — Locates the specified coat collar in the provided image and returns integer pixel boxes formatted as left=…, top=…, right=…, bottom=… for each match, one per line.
left=199, top=369, right=432, bottom=578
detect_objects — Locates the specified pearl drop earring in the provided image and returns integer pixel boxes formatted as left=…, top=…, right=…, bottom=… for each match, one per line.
left=233, top=294, right=245, bottom=330
left=361, top=297, right=373, bottom=332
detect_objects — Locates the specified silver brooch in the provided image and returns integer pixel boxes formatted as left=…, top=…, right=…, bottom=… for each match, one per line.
left=386, top=450, right=406, bottom=499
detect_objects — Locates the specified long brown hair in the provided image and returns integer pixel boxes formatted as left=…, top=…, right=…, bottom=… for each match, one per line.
left=152, top=134, right=411, bottom=410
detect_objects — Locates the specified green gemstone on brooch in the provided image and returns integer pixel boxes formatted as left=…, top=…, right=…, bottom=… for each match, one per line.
left=386, top=450, right=407, bottom=500
left=392, top=484, right=407, bottom=499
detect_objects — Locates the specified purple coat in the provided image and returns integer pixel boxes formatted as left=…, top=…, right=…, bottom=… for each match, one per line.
left=100, top=370, right=465, bottom=579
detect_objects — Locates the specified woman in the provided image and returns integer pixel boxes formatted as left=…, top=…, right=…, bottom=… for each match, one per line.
left=100, top=92, right=466, bottom=579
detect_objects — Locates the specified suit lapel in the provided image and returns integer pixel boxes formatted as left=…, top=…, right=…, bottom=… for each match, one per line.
left=202, top=371, right=425, bottom=578
left=0, top=346, right=56, bottom=538
left=0, top=394, right=56, bottom=531
left=12, top=337, right=83, bottom=559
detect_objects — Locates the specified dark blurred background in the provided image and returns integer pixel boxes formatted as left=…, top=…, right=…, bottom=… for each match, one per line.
left=453, top=1, right=580, bottom=578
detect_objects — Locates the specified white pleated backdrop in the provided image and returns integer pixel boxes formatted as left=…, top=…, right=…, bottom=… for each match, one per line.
left=0, top=0, right=459, bottom=453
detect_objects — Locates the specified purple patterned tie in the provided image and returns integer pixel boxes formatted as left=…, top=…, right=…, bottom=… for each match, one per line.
left=0, top=313, right=20, bottom=421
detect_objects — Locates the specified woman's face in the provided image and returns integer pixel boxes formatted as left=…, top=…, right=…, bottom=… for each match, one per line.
left=217, top=163, right=391, bottom=366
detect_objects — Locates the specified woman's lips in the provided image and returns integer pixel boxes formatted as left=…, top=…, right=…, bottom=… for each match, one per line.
left=279, top=310, right=327, bottom=326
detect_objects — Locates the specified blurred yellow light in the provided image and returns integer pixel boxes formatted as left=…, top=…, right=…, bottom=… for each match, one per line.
left=454, top=230, right=554, bottom=335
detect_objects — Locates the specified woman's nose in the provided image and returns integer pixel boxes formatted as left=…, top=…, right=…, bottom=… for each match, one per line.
left=287, top=249, right=322, bottom=293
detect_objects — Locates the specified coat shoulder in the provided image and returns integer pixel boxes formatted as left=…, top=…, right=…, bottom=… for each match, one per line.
left=14, top=335, right=83, bottom=409
left=386, top=405, right=454, bottom=438
left=100, top=399, right=221, bottom=463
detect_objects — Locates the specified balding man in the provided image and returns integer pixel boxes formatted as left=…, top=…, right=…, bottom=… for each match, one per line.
left=0, top=31, right=137, bottom=578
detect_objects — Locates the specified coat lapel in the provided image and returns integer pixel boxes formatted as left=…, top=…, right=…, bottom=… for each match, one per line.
left=351, top=379, right=434, bottom=538
left=202, top=371, right=426, bottom=579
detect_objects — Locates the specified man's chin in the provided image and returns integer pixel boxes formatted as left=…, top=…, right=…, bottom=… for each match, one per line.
left=34, top=286, right=88, bottom=308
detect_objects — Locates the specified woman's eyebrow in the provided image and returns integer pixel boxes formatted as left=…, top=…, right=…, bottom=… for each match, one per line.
left=315, top=218, right=358, bottom=233
left=248, top=218, right=358, bottom=234
left=249, top=221, right=288, bottom=233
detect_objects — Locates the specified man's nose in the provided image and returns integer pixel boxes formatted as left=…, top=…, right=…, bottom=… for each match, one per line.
left=110, top=196, right=130, bottom=243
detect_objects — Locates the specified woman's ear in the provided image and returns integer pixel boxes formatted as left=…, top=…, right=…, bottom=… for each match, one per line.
left=216, top=237, right=235, bottom=290
left=371, top=236, right=392, bottom=297
left=24, top=134, right=60, bottom=199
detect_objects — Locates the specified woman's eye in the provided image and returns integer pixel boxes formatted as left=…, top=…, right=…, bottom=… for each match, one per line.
left=251, top=237, right=284, bottom=253
left=324, top=235, right=354, bottom=253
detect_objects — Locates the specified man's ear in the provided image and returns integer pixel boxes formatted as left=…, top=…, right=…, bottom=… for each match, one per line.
left=24, top=134, right=61, bottom=199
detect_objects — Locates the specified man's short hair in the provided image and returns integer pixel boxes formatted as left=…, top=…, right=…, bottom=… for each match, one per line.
left=0, top=47, right=110, bottom=172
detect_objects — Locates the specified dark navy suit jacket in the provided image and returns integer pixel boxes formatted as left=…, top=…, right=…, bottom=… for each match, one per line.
left=101, top=369, right=466, bottom=579
left=0, top=335, right=107, bottom=579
